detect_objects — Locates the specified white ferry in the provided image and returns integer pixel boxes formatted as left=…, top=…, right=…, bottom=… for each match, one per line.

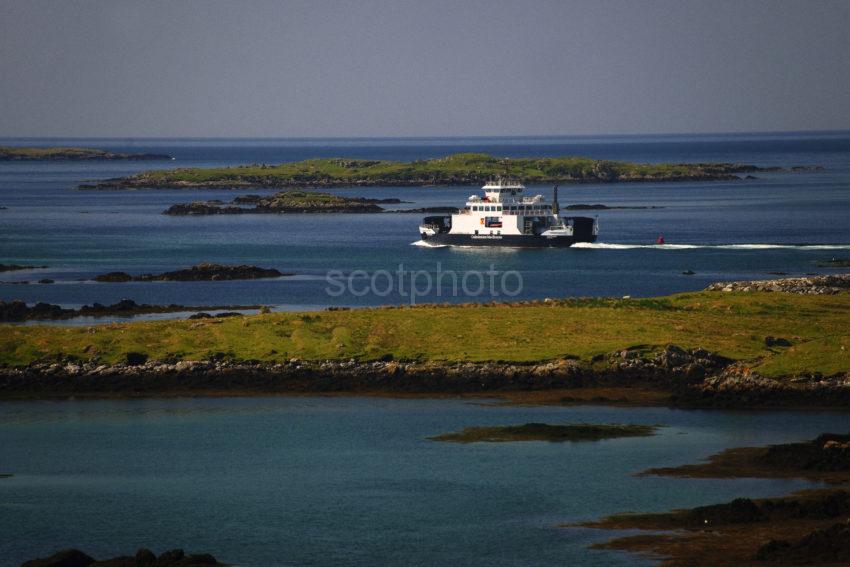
left=419, top=178, right=598, bottom=247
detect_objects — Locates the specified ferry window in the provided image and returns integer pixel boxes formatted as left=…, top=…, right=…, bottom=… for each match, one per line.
left=473, top=206, right=479, bottom=211
left=496, top=206, right=502, bottom=211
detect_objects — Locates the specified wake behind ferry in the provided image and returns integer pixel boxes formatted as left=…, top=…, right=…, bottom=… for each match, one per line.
left=419, top=178, right=598, bottom=247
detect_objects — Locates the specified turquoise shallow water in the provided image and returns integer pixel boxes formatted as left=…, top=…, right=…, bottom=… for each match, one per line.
left=1, top=133, right=849, bottom=318
left=1, top=397, right=848, bottom=566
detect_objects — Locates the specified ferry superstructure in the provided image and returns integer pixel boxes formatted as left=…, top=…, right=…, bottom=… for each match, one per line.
left=418, top=178, right=598, bottom=247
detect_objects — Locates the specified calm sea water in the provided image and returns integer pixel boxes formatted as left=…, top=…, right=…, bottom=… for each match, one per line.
left=1, top=133, right=849, bottom=318
left=1, top=397, right=848, bottom=567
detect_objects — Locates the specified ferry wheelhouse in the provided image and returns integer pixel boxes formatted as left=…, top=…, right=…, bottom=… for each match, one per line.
left=419, top=178, right=598, bottom=247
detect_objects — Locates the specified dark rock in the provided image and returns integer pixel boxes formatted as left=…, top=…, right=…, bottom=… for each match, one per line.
left=188, top=312, right=212, bottom=319
left=686, top=498, right=765, bottom=526
left=758, top=433, right=850, bottom=472
left=764, top=336, right=792, bottom=347
left=682, top=270, right=696, bottom=276
left=125, top=352, right=149, bottom=366
left=38, top=279, right=55, bottom=284
left=94, top=272, right=133, bottom=283
left=755, top=522, right=850, bottom=563
left=134, top=550, right=156, bottom=566
left=0, top=264, right=47, bottom=272
left=21, top=549, right=95, bottom=567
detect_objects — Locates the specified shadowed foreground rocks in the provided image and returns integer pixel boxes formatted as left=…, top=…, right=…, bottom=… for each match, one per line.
left=583, top=490, right=850, bottom=566
left=20, top=548, right=225, bottom=567
left=0, top=299, right=262, bottom=322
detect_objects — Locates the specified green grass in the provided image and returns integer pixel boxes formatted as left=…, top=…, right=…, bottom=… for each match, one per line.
left=95, top=153, right=747, bottom=188
left=1, top=292, right=848, bottom=377
left=429, top=423, right=659, bottom=443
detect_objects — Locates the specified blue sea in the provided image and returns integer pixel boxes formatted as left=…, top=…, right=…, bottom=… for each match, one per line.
left=2, top=397, right=849, bottom=567
left=1, top=132, right=849, bottom=319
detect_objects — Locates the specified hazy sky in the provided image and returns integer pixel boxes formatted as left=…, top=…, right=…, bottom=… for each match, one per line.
left=1, top=0, right=848, bottom=137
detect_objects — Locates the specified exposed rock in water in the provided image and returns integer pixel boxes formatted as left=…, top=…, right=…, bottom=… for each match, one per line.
left=706, top=273, right=850, bottom=295
left=818, top=258, right=850, bottom=268
left=20, top=547, right=225, bottom=566
left=0, top=264, right=47, bottom=272
left=430, top=423, right=658, bottom=443
left=93, top=263, right=289, bottom=282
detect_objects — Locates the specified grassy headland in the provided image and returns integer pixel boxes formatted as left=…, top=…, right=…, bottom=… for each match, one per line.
left=0, top=146, right=172, bottom=161
left=78, top=152, right=785, bottom=189
left=1, top=291, right=847, bottom=377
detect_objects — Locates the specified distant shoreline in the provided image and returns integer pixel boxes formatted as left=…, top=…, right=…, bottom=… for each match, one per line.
left=0, top=145, right=173, bottom=161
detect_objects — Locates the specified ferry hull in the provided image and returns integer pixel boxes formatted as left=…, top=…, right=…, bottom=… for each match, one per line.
left=420, top=233, right=596, bottom=248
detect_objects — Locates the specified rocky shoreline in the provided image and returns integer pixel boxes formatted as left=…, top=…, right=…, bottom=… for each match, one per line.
left=1, top=345, right=847, bottom=408
left=706, top=273, right=850, bottom=294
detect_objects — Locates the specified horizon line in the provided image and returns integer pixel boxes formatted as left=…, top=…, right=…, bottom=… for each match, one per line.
left=2, top=129, right=850, bottom=142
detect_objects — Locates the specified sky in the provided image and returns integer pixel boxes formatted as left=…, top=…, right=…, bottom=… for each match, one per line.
left=1, top=0, right=848, bottom=138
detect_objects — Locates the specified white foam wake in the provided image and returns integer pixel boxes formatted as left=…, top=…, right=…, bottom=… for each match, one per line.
left=572, top=242, right=850, bottom=250
left=411, top=239, right=448, bottom=248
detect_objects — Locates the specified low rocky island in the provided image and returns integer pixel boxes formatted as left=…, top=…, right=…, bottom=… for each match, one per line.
left=0, top=146, right=172, bottom=161
left=0, top=276, right=847, bottom=407
left=21, top=548, right=226, bottom=566
left=93, top=263, right=289, bottom=282
left=642, top=432, right=850, bottom=483
left=430, top=423, right=658, bottom=443
left=78, top=153, right=821, bottom=190
left=163, top=191, right=406, bottom=215
left=0, top=299, right=263, bottom=322
left=0, top=264, right=47, bottom=272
